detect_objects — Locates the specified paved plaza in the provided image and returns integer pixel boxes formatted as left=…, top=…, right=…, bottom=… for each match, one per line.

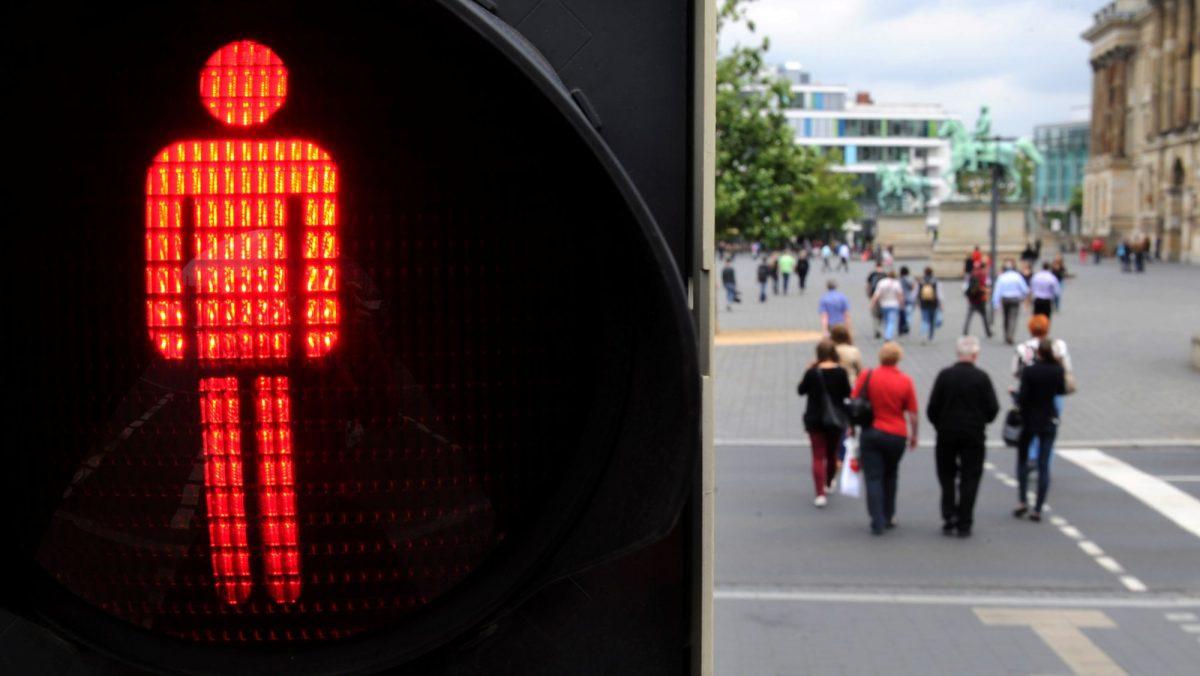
left=715, top=253, right=1200, bottom=443
left=713, top=252, right=1200, bottom=674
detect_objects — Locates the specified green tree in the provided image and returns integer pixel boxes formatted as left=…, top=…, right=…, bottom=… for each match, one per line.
left=716, top=0, right=859, bottom=246
left=1068, top=185, right=1083, bottom=216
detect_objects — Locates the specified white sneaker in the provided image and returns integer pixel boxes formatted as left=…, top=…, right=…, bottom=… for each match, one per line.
left=814, top=495, right=828, bottom=508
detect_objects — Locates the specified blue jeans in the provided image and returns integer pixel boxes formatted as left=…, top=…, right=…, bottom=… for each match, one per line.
left=881, top=307, right=900, bottom=340
left=920, top=305, right=937, bottom=340
left=1017, top=425, right=1057, bottom=512
left=723, top=282, right=737, bottom=304
left=1026, top=396, right=1063, bottom=462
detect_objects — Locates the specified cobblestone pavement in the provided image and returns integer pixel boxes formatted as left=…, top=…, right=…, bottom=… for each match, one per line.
left=715, top=253, right=1200, bottom=443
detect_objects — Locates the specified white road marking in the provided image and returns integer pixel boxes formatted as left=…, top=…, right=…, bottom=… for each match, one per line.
left=1165, top=612, right=1199, bottom=622
left=1157, top=475, right=1200, bottom=482
left=1078, top=541, right=1104, bottom=557
left=1060, top=525, right=1083, bottom=539
left=1094, top=556, right=1124, bottom=574
left=1059, top=449, right=1200, bottom=540
left=974, top=608, right=1125, bottom=676
left=1181, top=624, right=1200, bottom=634
left=713, top=587, right=1200, bottom=608
left=984, top=461, right=996, bottom=470
left=1050, top=515, right=1068, bottom=526
left=1120, top=576, right=1147, bottom=592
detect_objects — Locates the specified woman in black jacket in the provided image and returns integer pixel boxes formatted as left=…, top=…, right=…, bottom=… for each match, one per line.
left=1015, top=339, right=1067, bottom=522
left=798, top=339, right=852, bottom=507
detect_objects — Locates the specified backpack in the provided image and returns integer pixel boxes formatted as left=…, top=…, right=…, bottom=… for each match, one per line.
left=919, top=281, right=937, bottom=303
left=965, top=274, right=981, bottom=301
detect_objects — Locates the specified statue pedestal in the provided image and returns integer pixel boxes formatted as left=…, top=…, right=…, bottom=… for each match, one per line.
left=931, top=202, right=1028, bottom=277
left=875, top=213, right=934, bottom=260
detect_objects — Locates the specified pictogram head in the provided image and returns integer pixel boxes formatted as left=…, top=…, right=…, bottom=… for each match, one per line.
left=199, top=39, right=288, bottom=128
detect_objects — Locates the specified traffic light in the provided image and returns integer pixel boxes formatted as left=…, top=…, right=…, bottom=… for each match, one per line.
left=3, top=1, right=713, bottom=673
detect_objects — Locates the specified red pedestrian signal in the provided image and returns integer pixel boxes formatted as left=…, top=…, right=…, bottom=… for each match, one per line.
left=7, top=2, right=705, bottom=672
left=146, top=39, right=339, bottom=604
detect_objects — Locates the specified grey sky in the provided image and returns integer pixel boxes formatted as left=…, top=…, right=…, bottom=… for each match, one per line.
left=719, top=0, right=1098, bottom=136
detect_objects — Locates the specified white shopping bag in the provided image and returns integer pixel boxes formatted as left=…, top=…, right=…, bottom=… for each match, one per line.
left=839, top=436, right=861, bottom=498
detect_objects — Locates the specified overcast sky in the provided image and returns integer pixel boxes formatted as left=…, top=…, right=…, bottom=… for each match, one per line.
left=719, top=0, right=1099, bottom=136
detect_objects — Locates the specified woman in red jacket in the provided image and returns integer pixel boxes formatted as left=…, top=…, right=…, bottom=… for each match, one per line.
left=851, top=342, right=919, bottom=535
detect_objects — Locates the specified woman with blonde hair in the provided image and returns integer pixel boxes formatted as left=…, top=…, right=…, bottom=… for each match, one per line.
left=829, top=324, right=863, bottom=383
left=851, top=342, right=919, bottom=535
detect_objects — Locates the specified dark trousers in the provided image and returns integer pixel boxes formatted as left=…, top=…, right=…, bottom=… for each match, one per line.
left=758, top=280, right=768, bottom=302
left=920, top=305, right=937, bottom=340
left=1017, top=425, right=1057, bottom=512
left=797, top=267, right=809, bottom=291
left=808, top=428, right=842, bottom=497
left=837, top=257, right=849, bottom=272
left=771, top=273, right=779, bottom=294
left=860, top=427, right=907, bottom=532
left=1001, top=299, right=1021, bottom=343
left=782, top=272, right=791, bottom=293
left=1032, top=297, right=1053, bottom=318
left=962, top=301, right=991, bottom=337
left=935, top=430, right=985, bottom=530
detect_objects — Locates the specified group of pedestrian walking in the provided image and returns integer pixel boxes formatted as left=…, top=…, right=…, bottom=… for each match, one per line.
left=797, top=315, right=1076, bottom=537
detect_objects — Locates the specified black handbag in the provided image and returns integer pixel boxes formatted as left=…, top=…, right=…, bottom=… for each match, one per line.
left=817, top=369, right=850, bottom=431
left=1002, top=408, right=1023, bottom=447
left=844, top=369, right=874, bottom=428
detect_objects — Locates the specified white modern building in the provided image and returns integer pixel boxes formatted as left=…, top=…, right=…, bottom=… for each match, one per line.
left=775, top=63, right=960, bottom=221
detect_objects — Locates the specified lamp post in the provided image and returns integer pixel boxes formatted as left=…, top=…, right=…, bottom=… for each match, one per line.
left=983, top=135, right=1015, bottom=324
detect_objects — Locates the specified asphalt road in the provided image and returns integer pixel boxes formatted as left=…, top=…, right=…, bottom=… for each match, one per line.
left=715, top=442, right=1200, bottom=675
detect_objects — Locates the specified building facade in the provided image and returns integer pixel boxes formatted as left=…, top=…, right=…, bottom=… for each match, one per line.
left=776, top=64, right=959, bottom=218
left=1082, top=0, right=1200, bottom=261
left=1033, top=121, right=1090, bottom=213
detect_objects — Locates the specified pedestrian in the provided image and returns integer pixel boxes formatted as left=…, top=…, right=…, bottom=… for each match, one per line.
left=869, top=270, right=905, bottom=341
left=916, top=266, right=942, bottom=343
left=821, top=243, right=834, bottom=272
left=1132, top=231, right=1148, bottom=273
left=1090, top=236, right=1104, bottom=264
left=992, top=260, right=1030, bottom=345
left=927, top=336, right=999, bottom=537
left=768, top=250, right=780, bottom=295
left=1050, top=254, right=1068, bottom=311
left=819, top=279, right=851, bottom=335
left=837, top=241, right=851, bottom=272
left=756, top=256, right=771, bottom=302
left=778, top=249, right=796, bottom=294
left=720, top=257, right=739, bottom=311
left=881, top=246, right=895, bottom=268
left=1029, top=262, right=1060, bottom=318
left=1014, top=338, right=1067, bottom=522
left=751, top=240, right=761, bottom=260
left=865, top=262, right=886, bottom=339
left=797, top=339, right=853, bottom=508
left=962, top=262, right=992, bottom=339
left=830, top=324, right=863, bottom=383
left=1117, top=239, right=1131, bottom=272
left=796, top=249, right=810, bottom=293
left=851, top=342, right=919, bottom=535
left=898, top=265, right=915, bottom=336
left=1012, top=316, right=1074, bottom=466
left=1020, top=241, right=1037, bottom=266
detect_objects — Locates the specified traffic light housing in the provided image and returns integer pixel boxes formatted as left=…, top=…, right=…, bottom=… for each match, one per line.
left=3, top=1, right=710, bottom=672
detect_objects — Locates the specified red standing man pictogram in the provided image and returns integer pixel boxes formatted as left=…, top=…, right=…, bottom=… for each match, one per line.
left=146, top=40, right=339, bottom=605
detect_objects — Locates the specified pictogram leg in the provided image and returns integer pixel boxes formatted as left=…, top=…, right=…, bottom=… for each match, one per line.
left=199, top=376, right=252, bottom=604
left=255, top=375, right=302, bottom=603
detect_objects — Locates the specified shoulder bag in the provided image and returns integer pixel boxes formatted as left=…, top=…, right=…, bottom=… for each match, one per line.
left=844, top=369, right=874, bottom=428
left=817, top=368, right=850, bottom=431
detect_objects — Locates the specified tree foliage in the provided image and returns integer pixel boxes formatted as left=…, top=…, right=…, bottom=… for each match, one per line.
left=716, top=0, right=860, bottom=246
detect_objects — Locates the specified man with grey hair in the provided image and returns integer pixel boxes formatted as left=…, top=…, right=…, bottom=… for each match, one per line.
left=926, top=335, right=999, bottom=537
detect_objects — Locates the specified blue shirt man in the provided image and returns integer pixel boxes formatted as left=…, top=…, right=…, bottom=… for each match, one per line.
left=819, top=279, right=851, bottom=333
left=991, top=267, right=1030, bottom=308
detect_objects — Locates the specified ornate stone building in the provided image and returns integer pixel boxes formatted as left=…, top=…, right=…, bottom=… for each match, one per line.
left=1082, top=0, right=1199, bottom=261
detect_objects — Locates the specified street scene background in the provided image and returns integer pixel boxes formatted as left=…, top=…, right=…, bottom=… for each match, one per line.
left=713, top=254, right=1200, bottom=674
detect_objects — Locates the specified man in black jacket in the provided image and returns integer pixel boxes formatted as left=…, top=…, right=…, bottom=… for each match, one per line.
left=927, top=336, right=1000, bottom=537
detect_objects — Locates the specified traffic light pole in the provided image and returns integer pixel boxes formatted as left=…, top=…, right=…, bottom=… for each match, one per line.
left=690, top=1, right=715, bottom=673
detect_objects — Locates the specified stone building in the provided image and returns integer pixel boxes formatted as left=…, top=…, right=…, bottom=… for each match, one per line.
left=1082, top=0, right=1199, bottom=261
